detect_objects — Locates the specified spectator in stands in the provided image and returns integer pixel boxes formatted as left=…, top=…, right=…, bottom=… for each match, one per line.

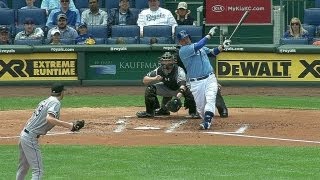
left=48, top=29, right=63, bottom=44
left=21, top=0, right=39, bottom=9
left=115, top=37, right=126, bottom=44
left=175, top=2, right=195, bottom=25
left=47, top=13, right=78, bottom=40
left=0, top=1, right=8, bottom=8
left=150, top=37, right=158, bottom=44
left=75, top=22, right=96, bottom=45
left=46, top=0, right=80, bottom=28
left=137, top=0, right=177, bottom=36
left=81, top=0, right=108, bottom=26
left=15, top=18, right=44, bottom=40
left=0, top=26, right=11, bottom=45
left=41, top=0, right=76, bottom=15
left=283, top=17, right=310, bottom=40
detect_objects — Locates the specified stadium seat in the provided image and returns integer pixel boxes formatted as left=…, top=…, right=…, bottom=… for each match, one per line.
left=11, top=0, right=41, bottom=9
left=0, top=9, right=15, bottom=26
left=74, top=0, right=102, bottom=9
left=304, top=8, right=320, bottom=26
left=135, top=0, right=163, bottom=9
left=94, top=38, right=106, bottom=44
left=14, top=39, right=43, bottom=45
left=316, top=0, right=320, bottom=8
left=87, top=25, right=107, bottom=39
left=280, top=38, right=309, bottom=45
left=107, top=37, right=138, bottom=44
left=175, top=25, right=203, bottom=43
left=16, top=9, right=47, bottom=26
left=60, top=39, right=75, bottom=45
left=105, top=0, right=135, bottom=9
left=108, top=25, right=140, bottom=44
left=140, top=25, right=173, bottom=44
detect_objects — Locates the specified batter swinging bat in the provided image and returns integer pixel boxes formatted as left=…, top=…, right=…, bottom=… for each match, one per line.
left=228, top=10, right=250, bottom=40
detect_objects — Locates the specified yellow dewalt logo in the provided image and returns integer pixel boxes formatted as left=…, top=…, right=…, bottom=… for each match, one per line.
left=218, top=60, right=291, bottom=78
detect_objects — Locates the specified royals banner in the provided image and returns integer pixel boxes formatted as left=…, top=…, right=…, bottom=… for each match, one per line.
left=205, top=0, right=272, bottom=25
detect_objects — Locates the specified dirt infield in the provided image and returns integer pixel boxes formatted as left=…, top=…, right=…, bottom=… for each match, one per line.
left=1, top=86, right=320, bottom=146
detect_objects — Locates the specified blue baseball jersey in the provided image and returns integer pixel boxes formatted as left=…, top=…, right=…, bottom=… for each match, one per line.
left=179, top=43, right=213, bottom=79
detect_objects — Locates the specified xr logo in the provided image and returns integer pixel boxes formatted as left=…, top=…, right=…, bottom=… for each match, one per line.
left=0, top=60, right=28, bottom=77
left=298, top=60, right=320, bottom=78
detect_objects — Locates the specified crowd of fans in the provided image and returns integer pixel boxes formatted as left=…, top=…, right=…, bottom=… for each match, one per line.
left=0, top=0, right=197, bottom=45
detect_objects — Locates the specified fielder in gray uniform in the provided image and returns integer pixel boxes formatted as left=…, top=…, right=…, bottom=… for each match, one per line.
left=16, top=83, right=85, bottom=180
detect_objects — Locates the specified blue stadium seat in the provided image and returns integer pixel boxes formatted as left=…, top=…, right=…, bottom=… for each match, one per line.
left=0, top=0, right=7, bottom=6
left=16, top=9, right=47, bottom=26
left=94, top=38, right=106, bottom=44
left=175, top=25, right=203, bottom=43
left=316, top=0, right=320, bottom=8
left=107, top=37, right=138, bottom=44
left=140, top=37, right=171, bottom=44
left=0, top=9, right=15, bottom=26
left=108, top=25, right=140, bottom=44
left=14, top=39, right=43, bottom=45
left=74, top=0, right=102, bottom=9
left=60, top=39, right=75, bottom=45
left=105, top=0, right=135, bottom=9
left=11, top=0, right=41, bottom=9
left=140, top=25, right=173, bottom=44
left=135, top=0, right=163, bottom=9
left=87, top=25, right=107, bottom=38
left=304, top=8, right=320, bottom=26
left=280, top=38, right=309, bottom=45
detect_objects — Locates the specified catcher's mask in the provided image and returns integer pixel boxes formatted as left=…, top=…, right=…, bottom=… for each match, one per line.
left=159, top=52, right=176, bottom=74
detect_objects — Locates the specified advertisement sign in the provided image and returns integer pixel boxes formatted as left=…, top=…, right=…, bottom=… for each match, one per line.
left=205, top=0, right=272, bottom=25
left=0, top=53, right=77, bottom=81
left=217, top=53, right=320, bottom=81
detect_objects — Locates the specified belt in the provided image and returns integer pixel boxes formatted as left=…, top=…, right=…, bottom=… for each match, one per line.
left=24, top=129, right=40, bottom=138
left=190, top=72, right=213, bottom=82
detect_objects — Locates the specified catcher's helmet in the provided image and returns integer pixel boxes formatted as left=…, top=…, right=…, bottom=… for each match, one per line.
left=177, top=30, right=191, bottom=41
left=159, top=52, right=175, bottom=63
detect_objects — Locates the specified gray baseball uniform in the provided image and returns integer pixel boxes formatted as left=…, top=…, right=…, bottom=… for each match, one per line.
left=16, top=96, right=61, bottom=180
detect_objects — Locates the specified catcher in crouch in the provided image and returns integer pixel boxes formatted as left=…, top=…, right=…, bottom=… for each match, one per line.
left=136, top=51, right=199, bottom=118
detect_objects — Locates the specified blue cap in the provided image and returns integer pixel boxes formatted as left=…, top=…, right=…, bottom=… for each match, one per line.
left=78, top=22, right=87, bottom=28
left=176, top=30, right=190, bottom=41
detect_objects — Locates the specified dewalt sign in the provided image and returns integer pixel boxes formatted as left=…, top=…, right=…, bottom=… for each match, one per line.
left=216, top=53, right=320, bottom=81
left=0, top=53, right=77, bottom=81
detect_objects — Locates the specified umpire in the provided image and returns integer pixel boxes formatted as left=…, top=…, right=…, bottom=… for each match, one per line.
left=136, top=52, right=199, bottom=118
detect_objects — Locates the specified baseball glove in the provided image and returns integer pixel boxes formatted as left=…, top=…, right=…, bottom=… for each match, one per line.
left=165, top=97, right=182, bottom=112
left=71, top=120, right=85, bottom=132
left=85, top=38, right=96, bottom=45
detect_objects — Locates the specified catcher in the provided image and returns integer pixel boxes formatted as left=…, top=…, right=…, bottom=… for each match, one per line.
left=16, top=83, right=85, bottom=180
left=136, top=52, right=199, bottom=118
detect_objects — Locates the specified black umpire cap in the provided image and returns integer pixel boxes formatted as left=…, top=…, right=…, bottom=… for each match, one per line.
left=51, top=83, right=66, bottom=94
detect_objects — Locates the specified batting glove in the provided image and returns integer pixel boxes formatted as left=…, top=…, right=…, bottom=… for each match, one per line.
left=207, top=26, right=217, bottom=38
left=223, top=39, right=231, bottom=48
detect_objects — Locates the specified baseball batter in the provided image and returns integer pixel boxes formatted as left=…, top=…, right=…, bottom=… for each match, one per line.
left=177, top=27, right=230, bottom=129
left=137, top=0, right=177, bottom=36
left=16, top=83, right=84, bottom=180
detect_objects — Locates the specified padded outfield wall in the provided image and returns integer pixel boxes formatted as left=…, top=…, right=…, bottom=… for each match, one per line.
left=0, top=44, right=319, bottom=86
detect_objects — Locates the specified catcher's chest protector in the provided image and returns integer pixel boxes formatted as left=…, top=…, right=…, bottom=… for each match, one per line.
left=157, top=66, right=180, bottom=90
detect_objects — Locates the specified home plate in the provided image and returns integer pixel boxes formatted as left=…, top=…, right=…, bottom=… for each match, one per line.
left=134, top=126, right=161, bottom=130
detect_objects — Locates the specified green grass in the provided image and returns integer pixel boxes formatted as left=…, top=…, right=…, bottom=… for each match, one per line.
left=2, top=94, right=320, bottom=179
left=2, top=145, right=320, bottom=179
left=1, top=95, right=320, bottom=110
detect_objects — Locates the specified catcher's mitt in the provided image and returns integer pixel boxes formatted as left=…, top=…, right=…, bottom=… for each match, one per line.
left=71, top=120, right=85, bottom=132
left=165, top=97, right=182, bottom=112
left=85, top=37, right=96, bottom=45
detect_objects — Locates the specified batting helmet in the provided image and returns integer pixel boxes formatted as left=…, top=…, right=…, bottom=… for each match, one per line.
left=177, top=30, right=191, bottom=41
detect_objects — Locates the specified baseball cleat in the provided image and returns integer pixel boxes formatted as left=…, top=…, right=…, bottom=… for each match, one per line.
left=155, top=108, right=170, bottom=116
left=199, top=122, right=211, bottom=130
left=189, top=112, right=201, bottom=119
left=136, top=111, right=154, bottom=118
left=219, top=108, right=228, bottom=118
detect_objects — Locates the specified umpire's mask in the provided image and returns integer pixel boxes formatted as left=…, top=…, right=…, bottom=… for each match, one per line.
left=159, top=52, right=176, bottom=74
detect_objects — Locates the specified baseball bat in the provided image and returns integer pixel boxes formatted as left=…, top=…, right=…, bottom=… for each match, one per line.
left=228, top=10, right=250, bottom=40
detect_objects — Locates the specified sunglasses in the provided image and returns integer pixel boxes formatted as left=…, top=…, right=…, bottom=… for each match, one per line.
left=291, top=22, right=300, bottom=26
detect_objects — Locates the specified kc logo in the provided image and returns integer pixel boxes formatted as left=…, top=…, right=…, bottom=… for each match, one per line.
left=0, top=60, right=28, bottom=78
left=298, top=60, right=320, bottom=78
